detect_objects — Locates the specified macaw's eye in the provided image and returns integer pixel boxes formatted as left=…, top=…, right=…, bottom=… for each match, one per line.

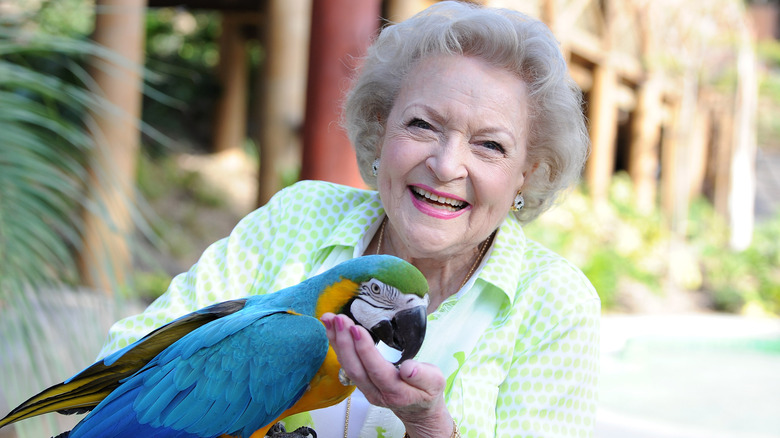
left=371, top=282, right=381, bottom=294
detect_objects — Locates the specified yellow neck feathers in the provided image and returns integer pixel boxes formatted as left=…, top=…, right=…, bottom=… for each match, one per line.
left=315, top=278, right=360, bottom=319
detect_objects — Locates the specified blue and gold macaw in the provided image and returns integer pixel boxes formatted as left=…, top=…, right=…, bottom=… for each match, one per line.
left=0, top=255, right=429, bottom=438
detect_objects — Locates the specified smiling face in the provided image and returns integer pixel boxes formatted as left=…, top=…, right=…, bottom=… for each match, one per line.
left=376, top=54, right=530, bottom=258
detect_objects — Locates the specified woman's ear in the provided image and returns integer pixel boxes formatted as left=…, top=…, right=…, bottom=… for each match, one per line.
left=522, top=161, right=540, bottom=179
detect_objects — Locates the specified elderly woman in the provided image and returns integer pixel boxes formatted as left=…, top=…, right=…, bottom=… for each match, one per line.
left=99, top=2, right=599, bottom=437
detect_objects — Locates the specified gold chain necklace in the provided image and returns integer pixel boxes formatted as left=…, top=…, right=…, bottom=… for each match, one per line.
left=343, top=395, right=351, bottom=438
left=375, top=216, right=387, bottom=255
left=459, top=229, right=495, bottom=289
left=376, top=216, right=494, bottom=289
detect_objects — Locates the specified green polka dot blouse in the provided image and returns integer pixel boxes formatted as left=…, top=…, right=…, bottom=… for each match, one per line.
left=98, top=180, right=601, bottom=438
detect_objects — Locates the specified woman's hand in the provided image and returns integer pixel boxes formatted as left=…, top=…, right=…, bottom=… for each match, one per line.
left=321, top=313, right=455, bottom=438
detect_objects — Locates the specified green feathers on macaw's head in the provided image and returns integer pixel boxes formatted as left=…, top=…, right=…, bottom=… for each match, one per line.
left=327, top=254, right=429, bottom=298
left=316, top=255, right=430, bottom=365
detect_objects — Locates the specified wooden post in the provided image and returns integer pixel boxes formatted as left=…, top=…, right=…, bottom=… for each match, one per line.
left=713, top=99, right=734, bottom=218
left=255, top=0, right=311, bottom=205
left=299, top=0, right=381, bottom=187
left=584, top=0, right=618, bottom=204
left=384, top=0, right=424, bottom=22
left=660, top=93, right=681, bottom=222
left=541, top=0, right=557, bottom=29
left=661, top=68, right=699, bottom=236
left=78, top=0, right=145, bottom=293
left=688, top=95, right=712, bottom=199
left=627, top=1, right=661, bottom=213
left=213, top=12, right=249, bottom=152
left=661, top=71, right=698, bottom=235
left=628, top=74, right=663, bottom=213
left=585, top=60, right=619, bottom=203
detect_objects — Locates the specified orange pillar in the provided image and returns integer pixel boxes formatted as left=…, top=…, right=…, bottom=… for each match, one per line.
left=300, top=0, right=380, bottom=187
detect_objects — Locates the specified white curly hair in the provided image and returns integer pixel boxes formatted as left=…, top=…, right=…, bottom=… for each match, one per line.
left=342, top=0, right=589, bottom=223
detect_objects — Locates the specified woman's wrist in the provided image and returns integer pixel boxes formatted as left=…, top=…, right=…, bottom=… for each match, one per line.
left=403, top=417, right=460, bottom=438
left=398, top=398, right=456, bottom=438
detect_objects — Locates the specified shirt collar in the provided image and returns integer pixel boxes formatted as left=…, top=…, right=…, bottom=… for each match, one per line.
left=476, top=218, right=527, bottom=304
left=318, top=190, right=384, bottom=253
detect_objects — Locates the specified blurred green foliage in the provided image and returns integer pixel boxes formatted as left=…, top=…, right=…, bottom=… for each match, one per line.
left=757, top=39, right=780, bottom=149
left=0, top=26, right=107, bottom=295
left=0, top=6, right=151, bottom=437
left=691, top=202, right=780, bottom=314
left=142, top=8, right=223, bottom=155
left=526, top=174, right=668, bottom=309
left=526, top=173, right=780, bottom=315
left=1, top=0, right=94, bottom=36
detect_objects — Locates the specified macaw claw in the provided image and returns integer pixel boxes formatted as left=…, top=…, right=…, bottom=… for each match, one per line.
left=267, top=422, right=317, bottom=438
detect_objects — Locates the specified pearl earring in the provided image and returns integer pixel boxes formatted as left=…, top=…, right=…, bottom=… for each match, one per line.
left=372, top=158, right=380, bottom=177
left=511, top=192, right=524, bottom=211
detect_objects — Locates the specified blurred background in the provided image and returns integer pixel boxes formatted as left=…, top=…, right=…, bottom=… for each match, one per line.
left=0, top=0, right=778, bottom=437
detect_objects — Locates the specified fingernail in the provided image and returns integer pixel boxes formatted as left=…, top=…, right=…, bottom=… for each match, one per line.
left=335, top=316, right=344, bottom=331
left=350, top=325, right=361, bottom=341
left=322, top=318, right=332, bottom=329
left=407, top=367, right=418, bottom=379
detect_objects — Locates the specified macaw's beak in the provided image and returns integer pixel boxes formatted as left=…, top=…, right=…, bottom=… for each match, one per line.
left=369, top=305, right=427, bottom=366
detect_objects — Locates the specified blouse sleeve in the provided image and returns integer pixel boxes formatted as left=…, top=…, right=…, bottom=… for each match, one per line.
left=96, top=183, right=294, bottom=359
left=495, top=262, right=601, bottom=438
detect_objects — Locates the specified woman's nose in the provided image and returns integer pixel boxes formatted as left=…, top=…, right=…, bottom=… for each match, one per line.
left=425, top=136, right=468, bottom=182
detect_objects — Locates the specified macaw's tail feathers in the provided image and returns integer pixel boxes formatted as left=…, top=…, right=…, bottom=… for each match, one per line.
left=0, top=375, right=110, bottom=429
left=0, top=355, right=153, bottom=429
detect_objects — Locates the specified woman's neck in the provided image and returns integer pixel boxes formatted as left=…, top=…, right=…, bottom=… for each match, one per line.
left=370, top=216, right=494, bottom=313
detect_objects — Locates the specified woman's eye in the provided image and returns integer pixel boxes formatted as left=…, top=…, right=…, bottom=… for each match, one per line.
left=482, top=141, right=505, bottom=153
left=408, top=118, right=433, bottom=130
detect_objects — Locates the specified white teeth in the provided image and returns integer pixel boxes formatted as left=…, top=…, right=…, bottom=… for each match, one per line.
left=412, top=187, right=465, bottom=209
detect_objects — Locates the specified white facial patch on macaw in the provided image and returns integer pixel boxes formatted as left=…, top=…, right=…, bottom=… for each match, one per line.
left=350, top=279, right=429, bottom=330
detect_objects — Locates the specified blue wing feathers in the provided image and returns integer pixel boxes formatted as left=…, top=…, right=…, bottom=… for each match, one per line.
left=157, top=383, right=196, bottom=425
left=160, top=392, right=208, bottom=430
left=71, top=385, right=145, bottom=438
left=173, top=355, right=205, bottom=389
left=136, top=378, right=180, bottom=424
left=69, top=307, right=329, bottom=437
left=141, top=361, right=171, bottom=386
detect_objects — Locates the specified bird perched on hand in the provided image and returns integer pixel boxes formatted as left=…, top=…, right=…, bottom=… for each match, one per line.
left=0, top=255, right=429, bottom=438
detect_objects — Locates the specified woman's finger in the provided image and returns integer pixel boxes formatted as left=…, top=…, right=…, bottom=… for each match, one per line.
left=322, top=314, right=377, bottom=391
left=398, top=360, right=446, bottom=396
left=351, top=323, right=402, bottom=387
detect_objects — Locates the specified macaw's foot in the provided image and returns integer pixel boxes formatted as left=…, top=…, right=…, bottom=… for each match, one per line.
left=266, top=422, right=317, bottom=438
left=52, top=432, right=70, bottom=438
